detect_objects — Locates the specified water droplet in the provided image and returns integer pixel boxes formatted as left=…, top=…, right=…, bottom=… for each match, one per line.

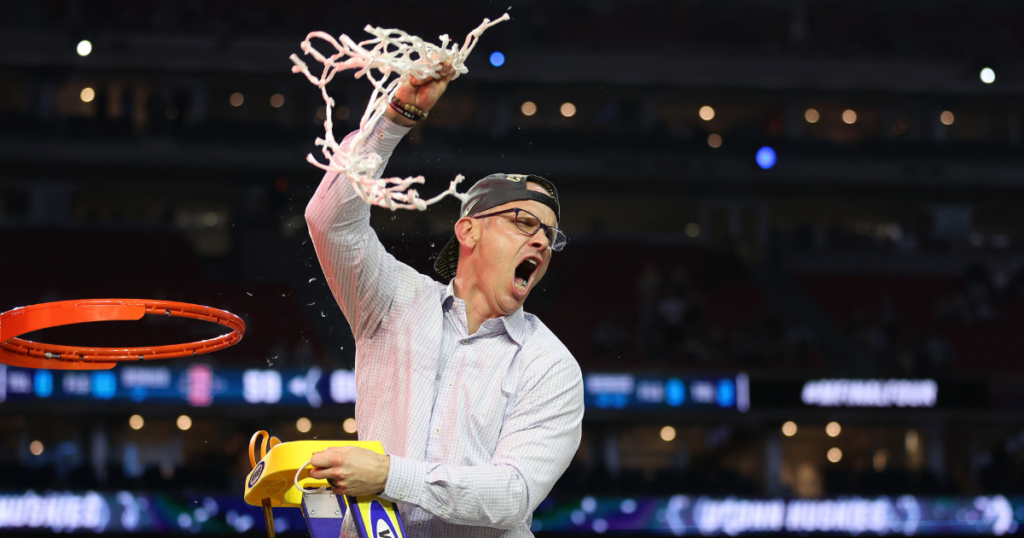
left=246, top=292, right=253, bottom=296
left=430, top=242, right=435, bottom=247
left=340, top=346, right=344, bottom=350
left=309, top=278, right=317, bottom=283
left=307, top=302, right=315, bottom=306
left=321, top=312, right=326, bottom=317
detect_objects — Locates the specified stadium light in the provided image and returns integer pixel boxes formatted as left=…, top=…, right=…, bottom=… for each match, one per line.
left=756, top=146, right=776, bottom=170
left=76, top=40, right=92, bottom=57
left=129, top=415, right=144, bottom=430
left=489, top=51, right=505, bottom=67
left=980, top=67, right=996, bottom=84
left=296, top=417, right=312, bottom=433
left=781, top=421, right=797, bottom=437
left=873, top=450, right=888, bottom=472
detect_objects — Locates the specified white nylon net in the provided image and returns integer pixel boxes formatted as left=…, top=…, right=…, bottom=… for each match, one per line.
left=289, top=14, right=510, bottom=211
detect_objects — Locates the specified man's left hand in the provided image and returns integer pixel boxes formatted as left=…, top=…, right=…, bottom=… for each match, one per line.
left=308, top=446, right=390, bottom=497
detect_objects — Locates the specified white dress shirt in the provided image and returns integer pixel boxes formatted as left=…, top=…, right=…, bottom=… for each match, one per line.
left=304, top=117, right=584, bottom=537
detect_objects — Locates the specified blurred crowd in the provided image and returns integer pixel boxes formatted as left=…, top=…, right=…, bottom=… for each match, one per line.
left=590, top=261, right=816, bottom=371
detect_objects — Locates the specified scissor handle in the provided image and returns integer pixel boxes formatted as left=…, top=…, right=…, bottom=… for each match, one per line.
left=248, top=430, right=282, bottom=468
left=245, top=430, right=266, bottom=467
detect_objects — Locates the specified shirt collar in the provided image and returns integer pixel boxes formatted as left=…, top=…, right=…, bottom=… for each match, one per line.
left=442, top=281, right=528, bottom=346
left=442, top=281, right=457, bottom=309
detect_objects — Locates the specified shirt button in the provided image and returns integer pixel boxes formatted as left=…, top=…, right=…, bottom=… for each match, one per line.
left=441, top=509, right=447, bottom=515
left=399, top=492, right=405, bottom=498
left=417, top=523, right=422, bottom=527
left=460, top=339, right=469, bottom=345
left=435, top=428, right=440, bottom=434
left=448, top=382, right=453, bottom=388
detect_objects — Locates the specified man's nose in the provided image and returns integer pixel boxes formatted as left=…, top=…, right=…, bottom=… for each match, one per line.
left=530, top=231, right=550, bottom=251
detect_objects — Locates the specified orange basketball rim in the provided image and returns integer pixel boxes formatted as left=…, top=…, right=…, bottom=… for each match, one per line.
left=0, top=299, right=245, bottom=370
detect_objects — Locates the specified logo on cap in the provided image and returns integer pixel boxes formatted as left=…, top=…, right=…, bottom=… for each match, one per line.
left=463, top=200, right=479, bottom=217
left=505, top=174, right=527, bottom=182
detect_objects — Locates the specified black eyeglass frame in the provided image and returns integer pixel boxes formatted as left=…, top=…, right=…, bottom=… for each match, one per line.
left=471, top=207, right=568, bottom=251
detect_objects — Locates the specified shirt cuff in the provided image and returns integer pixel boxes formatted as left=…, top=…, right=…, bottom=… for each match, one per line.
left=381, top=455, right=428, bottom=505
left=361, top=115, right=413, bottom=158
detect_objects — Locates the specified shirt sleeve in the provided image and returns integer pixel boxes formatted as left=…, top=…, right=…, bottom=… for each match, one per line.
left=380, top=355, right=584, bottom=530
left=304, top=117, right=417, bottom=341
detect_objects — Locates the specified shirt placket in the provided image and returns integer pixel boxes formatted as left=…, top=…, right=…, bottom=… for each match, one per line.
left=425, top=352, right=461, bottom=460
left=425, top=299, right=466, bottom=462
left=421, top=295, right=510, bottom=535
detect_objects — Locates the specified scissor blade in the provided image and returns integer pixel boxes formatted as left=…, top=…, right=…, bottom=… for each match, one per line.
left=261, top=498, right=276, bottom=538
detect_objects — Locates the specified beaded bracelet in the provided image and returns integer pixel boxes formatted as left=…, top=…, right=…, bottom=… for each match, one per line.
left=389, top=100, right=422, bottom=121
left=391, top=96, right=429, bottom=119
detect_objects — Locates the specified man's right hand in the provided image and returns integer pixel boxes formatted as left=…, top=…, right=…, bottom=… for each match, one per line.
left=383, top=60, right=456, bottom=127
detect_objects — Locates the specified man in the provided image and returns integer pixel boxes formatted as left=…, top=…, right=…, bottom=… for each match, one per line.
left=304, top=63, right=584, bottom=537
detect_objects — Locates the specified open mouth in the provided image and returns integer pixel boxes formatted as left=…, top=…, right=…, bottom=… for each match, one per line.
left=513, top=257, right=539, bottom=293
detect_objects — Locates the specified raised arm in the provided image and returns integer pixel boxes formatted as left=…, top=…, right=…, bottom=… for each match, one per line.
left=304, top=62, right=456, bottom=340
left=304, top=119, right=413, bottom=340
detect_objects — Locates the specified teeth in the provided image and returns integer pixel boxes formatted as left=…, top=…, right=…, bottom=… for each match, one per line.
left=526, top=259, right=538, bottom=268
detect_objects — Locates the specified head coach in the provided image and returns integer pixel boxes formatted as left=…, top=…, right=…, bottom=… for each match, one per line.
left=303, top=61, right=584, bottom=537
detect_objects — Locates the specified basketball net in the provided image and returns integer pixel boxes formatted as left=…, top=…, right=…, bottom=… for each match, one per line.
left=289, top=14, right=510, bottom=211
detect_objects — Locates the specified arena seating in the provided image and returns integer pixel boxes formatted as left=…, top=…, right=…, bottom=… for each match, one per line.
left=534, top=242, right=777, bottom=370
left=797, top=273, right=1024, bottom=372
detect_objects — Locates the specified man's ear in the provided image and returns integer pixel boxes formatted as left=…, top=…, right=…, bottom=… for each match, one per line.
left=454, top=217, right=480, bottom=249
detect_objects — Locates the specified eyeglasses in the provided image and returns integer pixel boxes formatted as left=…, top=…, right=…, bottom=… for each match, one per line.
left=472, top=207, right=568, bottom=251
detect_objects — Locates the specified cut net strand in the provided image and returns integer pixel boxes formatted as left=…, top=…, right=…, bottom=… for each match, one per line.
left=289, top=14, right=510, bottom=211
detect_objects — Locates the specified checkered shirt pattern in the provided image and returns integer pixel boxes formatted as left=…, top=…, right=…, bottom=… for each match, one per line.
left=304, top=117, right=584, bottom=538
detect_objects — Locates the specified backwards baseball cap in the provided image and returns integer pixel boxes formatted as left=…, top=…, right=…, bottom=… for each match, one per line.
left=433, top=173, right=560, bottom=281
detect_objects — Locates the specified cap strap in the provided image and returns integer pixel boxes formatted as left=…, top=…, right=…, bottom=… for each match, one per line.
left=519, top=191, right=560, bottom=222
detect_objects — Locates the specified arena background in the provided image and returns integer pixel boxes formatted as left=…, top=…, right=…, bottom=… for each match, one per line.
left=3, top=0, right=1024, bottom=535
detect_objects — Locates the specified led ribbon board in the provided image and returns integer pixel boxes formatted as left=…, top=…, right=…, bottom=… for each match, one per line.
left=750, top=378, right=989, bottom=410
left=584, top=373, right=750, bottom=412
